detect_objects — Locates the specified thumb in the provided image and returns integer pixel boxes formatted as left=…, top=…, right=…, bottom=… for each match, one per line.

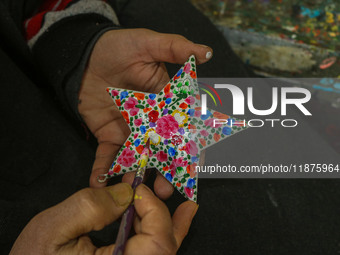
left=145, top=30, right=213, bottom=65
left=42, top=183, right=133, bottom=245
left=172, top=201, right=199, bottom=247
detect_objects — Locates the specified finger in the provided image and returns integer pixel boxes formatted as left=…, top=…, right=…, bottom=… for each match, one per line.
left=122, top=169, right=153, bottom=187
left=90, top=142, right=122, bottom=188
left=150, top=62, right=171, bottom=93
left=154, top=172, right=174, bottom=200
left=144, top=30, right=213, bottom=65
left=172, top=201, right=198, bottom=247
left=123, top=170, right=174, bottom=201
left=133, top=213, right=142, bottom=235
left=94, top=244, right=115, bottom=255
left=122, top=171, right=136, bottom=185
left=134, top=184, right=172, bottom=234
left=199, top=150, right=206, bottom=165
left=90, top=118, right=131, bottom=188
left=123, top=184, right=178, bottom=255
left=36, top=183, right=133, bottom=245
left=124, top=61, right=170, bottom=95
left=123, top=171, right=175, bottom=201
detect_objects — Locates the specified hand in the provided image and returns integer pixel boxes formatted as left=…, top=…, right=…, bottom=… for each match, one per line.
left=10, top=183, right=198, bottom=255
left=79, top=28, right=212, bottom=199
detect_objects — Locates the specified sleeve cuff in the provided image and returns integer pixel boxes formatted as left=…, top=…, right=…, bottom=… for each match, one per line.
left=64, top=26, right=119, bottom=121
left=31, top=14, right=119, bottom=118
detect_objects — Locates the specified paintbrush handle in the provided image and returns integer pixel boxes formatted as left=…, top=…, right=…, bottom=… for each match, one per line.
left=131, top=174, right=144, bottom=189
left=113, top=174, right=143, bottom=255
left=112, top=202, right=136, bottom=255
left=113, top=139, right=150, bottom=255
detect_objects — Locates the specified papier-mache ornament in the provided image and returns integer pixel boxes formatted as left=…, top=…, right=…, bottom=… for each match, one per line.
left=99, top=55, right=248, bottom=202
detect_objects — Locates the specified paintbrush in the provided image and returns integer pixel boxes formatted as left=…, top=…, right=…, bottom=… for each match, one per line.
left=113, top=138, right=151, bottom=255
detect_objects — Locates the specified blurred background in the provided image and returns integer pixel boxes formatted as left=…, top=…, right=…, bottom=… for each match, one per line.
left=189, top=0, right=340, bottom=154
left=190, top=0, right=339, bottom=77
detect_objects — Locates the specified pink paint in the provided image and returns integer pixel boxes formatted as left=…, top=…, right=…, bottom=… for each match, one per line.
left=156, top=115, right=179, bottom=139
left=184, top=62, right=191, bottom=73
left=156, top=151, right=168, bottom=162
left=319, top=56, right=337, bottom=69
left=184, top=187, right=194, bottom=198
left=147, top=98, right=156, bottom=107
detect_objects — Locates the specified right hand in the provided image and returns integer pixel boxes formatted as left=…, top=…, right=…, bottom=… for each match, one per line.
left=10, top=183, right=198, bottom=255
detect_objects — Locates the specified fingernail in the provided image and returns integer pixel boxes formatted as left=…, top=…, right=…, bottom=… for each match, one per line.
left=206, top=51, right=212, bottom=60
left=135, top=184, right=156, bottom=201
left=107, top=183, right=133, bottom=207
left=136, top=184, right=153, bottom=196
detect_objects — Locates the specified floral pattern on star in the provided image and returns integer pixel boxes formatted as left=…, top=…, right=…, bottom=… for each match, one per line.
left=104, top=55, right=248, bottom=202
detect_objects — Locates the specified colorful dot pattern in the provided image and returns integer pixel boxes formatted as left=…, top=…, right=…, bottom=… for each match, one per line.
left=104, top=55, right=248, bottom=202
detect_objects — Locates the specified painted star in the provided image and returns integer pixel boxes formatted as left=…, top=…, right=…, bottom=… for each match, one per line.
left=101, top=55, right=247, bottom=202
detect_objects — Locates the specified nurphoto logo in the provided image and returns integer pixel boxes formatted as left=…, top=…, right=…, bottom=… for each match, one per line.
left=200, top=83, right=312, bottom=128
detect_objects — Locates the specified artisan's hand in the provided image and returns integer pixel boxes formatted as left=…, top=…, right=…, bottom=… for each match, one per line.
left=10, top=183, right=198, bottom=255
left=79, top=28, right=212, bottom=199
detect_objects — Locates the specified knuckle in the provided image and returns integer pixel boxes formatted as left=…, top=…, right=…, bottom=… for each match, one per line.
left=152, top=234, right=177, bottom=255
left=174, top=34, right=187, bottom=41
left=76, top=188, right=103, bottom=219
left=166, top=39, right=176, bottom=62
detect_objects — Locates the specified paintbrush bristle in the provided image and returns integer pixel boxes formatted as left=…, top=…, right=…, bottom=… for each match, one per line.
left=145, top=138, right=150, bottom=149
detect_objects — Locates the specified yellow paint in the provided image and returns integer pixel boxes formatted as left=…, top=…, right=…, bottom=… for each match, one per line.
left=326, top=12, right=334, bottom=24
left=331, top=25, right=338, bottom=32
left=134, top=194, right=142, bottom=200
left=172, top=110, right=188, bottom=127
left=144, top=128, right=161, bottom=145
left=139, top=155, right=148, bottom=168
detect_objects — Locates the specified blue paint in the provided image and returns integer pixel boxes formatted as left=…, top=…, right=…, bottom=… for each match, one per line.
left=120, top=91, right=129, bottom=100
left=187, top=109, right=195, bottom=117
left=200, top=110, right=212, bottom=120
left=168, top=147, right=176, bottom=157
left=222, top=127, right=232, bottom=135
left=227, top=119, right=235, bottom=126
left=134, top=139, right=141, bottom=147
left=301, top=6, right=322, bottom=18
left=165, top=98, right=172, bottom=104
left=176, top=69, right=183, bottom=77
left=149, top=94, right=156, bottom=100
left=320, top=78, right=333, bottom=85
left=191, top=156, right=198, bottom=163
left=165, top=173, right=173, bottom=182
left=334, top=83, right=340, bottom=90
left=313, top=85, right=340, bottom=94
left=187, top=178, right=196, bottom=188
left=140, top=126, right=146, bottom=134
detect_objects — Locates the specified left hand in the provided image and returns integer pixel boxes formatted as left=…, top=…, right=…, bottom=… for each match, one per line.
left=79, top=28, right=212, bottom=199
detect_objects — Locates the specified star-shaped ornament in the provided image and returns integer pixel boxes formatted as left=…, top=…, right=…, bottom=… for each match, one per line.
left=100, top=55, right=248, bottom=202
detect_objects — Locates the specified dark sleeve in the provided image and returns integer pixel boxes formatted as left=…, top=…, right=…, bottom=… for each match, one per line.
left=23, top=0, right=121, bottom=119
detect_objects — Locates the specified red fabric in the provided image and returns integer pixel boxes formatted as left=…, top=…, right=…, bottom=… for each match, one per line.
left=24, top=11, right=47, bottom=41
left=24, top=0, right=78, bottom=41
